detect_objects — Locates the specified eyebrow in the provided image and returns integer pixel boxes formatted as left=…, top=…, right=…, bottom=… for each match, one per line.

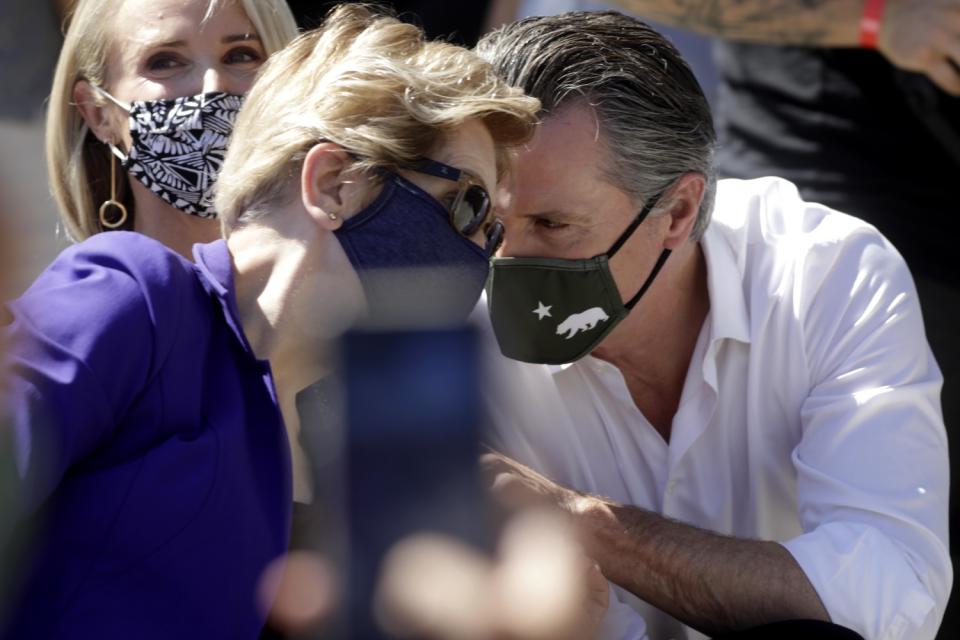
left=222, top=33, right=261, bottom=44
left=526, top=209, right=594, bottom=225
left=146, top=33, right=261, bottom=49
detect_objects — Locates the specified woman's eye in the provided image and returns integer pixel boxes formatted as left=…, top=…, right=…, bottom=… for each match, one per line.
left=146, top=54, right=185, bottom=72
left=225, top=47, right=264, bottom=65
left=440, top=191, right=458, bottom=209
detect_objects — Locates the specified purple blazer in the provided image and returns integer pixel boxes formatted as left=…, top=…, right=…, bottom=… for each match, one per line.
left=2, top=233, right=292, bottom=639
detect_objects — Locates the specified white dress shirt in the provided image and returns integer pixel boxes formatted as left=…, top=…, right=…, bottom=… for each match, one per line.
left=480, top=177, right=951, bottom=640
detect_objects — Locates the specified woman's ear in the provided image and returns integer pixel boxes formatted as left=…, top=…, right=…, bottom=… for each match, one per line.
left=661, top=172, right=706, bottom=250
left=301, top=142, right=354, bottom=231
left=73, top=80, right=116, bottom=144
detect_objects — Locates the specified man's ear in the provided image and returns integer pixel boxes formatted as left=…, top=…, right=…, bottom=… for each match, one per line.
left=73, top=80, right=115, bottom=144
left=660, top=172, right=706, bottom=249
left=301, top=142, right=355, bottom=231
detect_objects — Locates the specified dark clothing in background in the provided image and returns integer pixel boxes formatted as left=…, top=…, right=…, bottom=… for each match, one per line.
left=287, top=0, right=492, bottom=46
left=714, top=42, right=959, bottom=640
left=0, top=0, right=61, bottom=120
left=714, top=619, right=864, bottom=640
left=715, top=44, right=958, bottom=281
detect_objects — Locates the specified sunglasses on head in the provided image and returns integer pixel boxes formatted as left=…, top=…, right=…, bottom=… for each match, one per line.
left=411, top=159, right=504, bottom=256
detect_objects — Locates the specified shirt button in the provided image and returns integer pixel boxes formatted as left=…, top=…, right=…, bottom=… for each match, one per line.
left=666, top=479, right=679, bottom=494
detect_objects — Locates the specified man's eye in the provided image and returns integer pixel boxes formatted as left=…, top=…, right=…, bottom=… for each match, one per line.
left=535, top=218, right=568, bottom=231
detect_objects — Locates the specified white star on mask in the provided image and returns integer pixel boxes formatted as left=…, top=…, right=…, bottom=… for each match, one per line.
left=532, top=301, right=552, bottom=320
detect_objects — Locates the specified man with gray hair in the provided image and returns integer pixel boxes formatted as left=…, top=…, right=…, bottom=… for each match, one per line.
left=477, top=11, right=950, bottom=640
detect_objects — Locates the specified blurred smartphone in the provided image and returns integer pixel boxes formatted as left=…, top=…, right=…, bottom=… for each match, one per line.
left=341, top=326, right=493, bottom=639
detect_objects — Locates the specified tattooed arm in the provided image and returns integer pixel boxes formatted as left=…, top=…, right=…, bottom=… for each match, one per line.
left=607, top=0, right=960, bottom=94
left=607, top=0, right=856, bottom=45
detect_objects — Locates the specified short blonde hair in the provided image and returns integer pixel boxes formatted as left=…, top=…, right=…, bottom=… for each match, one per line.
left=45, top=0, right=299, bottom=242
left=216, top=4, right=540, bottom=232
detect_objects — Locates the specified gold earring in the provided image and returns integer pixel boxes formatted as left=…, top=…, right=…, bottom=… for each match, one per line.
left=328, top=212, right=338, bottom=221
left=99, top=148, right=128, bottom=229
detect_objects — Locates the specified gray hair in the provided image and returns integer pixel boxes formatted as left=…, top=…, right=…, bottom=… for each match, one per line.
left=477, top=11, right=717, bottom=240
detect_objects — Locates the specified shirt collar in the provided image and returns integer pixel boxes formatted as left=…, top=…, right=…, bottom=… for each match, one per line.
left=193, top=239, right=262, bottom=362
left=547, top=224, right=751, bottom=377
left=700, top=222, right=751, bottom=346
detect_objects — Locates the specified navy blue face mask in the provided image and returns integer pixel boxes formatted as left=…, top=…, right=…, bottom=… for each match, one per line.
left=334, top=167, right=494, bottom=328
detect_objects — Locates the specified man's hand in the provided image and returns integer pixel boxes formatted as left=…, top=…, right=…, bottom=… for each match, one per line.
left=480, top=451, right=829, bottom=634
left=481, top=450, right=587, bottom=514
left=882, top=0, right=960, bottom=95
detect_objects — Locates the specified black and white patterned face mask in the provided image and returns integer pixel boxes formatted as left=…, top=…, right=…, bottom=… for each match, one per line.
left=94, top=87, right=244, bottom=219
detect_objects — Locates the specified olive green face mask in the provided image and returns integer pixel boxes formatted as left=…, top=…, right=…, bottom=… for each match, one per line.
left=485, top=193, right=670, bottom=365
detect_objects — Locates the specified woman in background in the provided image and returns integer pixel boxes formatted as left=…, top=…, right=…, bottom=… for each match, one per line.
left=45, top=0, right=298, bottom=257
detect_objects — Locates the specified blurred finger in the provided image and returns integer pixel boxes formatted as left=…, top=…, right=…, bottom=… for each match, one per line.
left=583, top=562, right=610, bottom=617
left=258, top=551, right=337, bottom=635
left=375, top=534, right=493, bottom=640
left=928, top=58, right=960, bottom=95
left=493, top=510, right=586, bottom=640
left=480, top=453, right=509, bottom=484
left=949, top=57, right=960, bottom=79
left=942, top=32, right=960, bottom=77
left=480, top=450, right=513, bottom=471
left=489, top=472, right=557, bottom=512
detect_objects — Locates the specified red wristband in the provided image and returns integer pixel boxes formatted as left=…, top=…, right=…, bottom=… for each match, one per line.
left=860, top=0, right=885, bottom=49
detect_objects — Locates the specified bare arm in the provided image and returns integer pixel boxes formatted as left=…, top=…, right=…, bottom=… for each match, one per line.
left=608, top=0, right=861, bottom=45
left=575, top=497, right=828, bottom=634
left=484, top=452, right=828, bottom=635
left=605, top=0, right=960, bottom=94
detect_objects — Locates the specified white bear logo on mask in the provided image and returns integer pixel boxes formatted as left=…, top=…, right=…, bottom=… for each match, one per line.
left=556, top=307, right=610, bottom=339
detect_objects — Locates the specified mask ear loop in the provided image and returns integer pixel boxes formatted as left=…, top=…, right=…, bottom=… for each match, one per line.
left=606, top=190, right=663, bottom=259
left=623, top=248, right=671, bottom=310
left=605, top=190, right=672, bottom=311
left=99, top=143, right=128, bottom=229
left=92, top=84, right=131, bottom=111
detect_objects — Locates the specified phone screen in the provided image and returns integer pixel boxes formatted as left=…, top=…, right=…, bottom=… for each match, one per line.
left=341, top=326, right=493, bottom=638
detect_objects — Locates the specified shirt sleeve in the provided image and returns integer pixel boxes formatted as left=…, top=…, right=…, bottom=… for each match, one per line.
left=782, top=224, right=951, bottom=640
left=3, top=234, right=182, bottom=515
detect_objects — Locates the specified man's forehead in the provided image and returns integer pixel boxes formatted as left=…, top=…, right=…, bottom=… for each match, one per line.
left=544, top=103, right=604, bottom=139
left=517, top=107, right=608, bottom=177
left=508, top=105, right=628, bottom=215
